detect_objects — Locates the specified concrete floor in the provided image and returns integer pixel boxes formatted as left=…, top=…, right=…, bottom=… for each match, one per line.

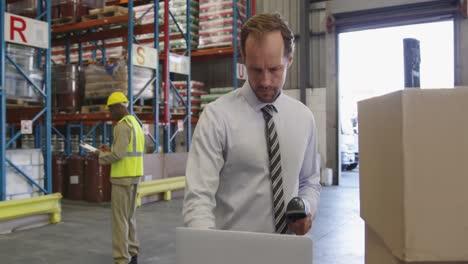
left=0, top=170, right=363, bottom=264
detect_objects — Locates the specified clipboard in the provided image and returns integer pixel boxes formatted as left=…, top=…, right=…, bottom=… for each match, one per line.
left=79, top=142, right=98, bottom=152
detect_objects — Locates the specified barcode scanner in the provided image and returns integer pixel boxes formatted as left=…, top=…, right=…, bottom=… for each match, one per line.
left=286, top=197, right=307, bottom=223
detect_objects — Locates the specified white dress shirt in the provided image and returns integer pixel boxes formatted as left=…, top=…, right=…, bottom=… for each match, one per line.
left=183, top=81, right=321, bottom=233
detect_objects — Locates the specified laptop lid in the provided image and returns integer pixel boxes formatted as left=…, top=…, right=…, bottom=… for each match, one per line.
left=176, top=227, right=313, bottom=264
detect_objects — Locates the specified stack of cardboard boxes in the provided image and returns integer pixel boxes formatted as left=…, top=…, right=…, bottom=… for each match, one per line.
left=5, top=149, right=44, bottom=200
left=358, top=88, right=468, bottom=263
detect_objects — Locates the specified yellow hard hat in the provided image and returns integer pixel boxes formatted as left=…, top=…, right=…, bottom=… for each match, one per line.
left=106, top=92, right=129, bottom=109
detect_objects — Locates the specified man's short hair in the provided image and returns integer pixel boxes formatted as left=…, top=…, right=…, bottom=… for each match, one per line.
left=240, top=13, right=295, bottom=58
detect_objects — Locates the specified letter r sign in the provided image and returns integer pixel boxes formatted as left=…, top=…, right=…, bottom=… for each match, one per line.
left=4, top=13, right=49, bottom=49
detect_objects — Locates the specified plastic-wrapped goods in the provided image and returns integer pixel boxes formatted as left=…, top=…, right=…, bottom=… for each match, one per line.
left=5, top=69, right=43, bottom=102
left=4, top=44, right=43, bottom=102
left=209, top=87, right=234, bottom=94
left=160, top=0, right=199, bottom=18
left=199, top=18, right=242, bottom=32
left=6, top=44, right=37, bottom=71
left=172, top=80, right=205, bottom=90
left=199, top=35, right=237, bottom=49
left=172, top=80, right=205, bottom=107
left=52, top=64, right=84, bottom=113
left=198, top=0, right=246, bottom=49
left=171, top=106, right=201, bottom=117
left=84, top=61, right=155, bottom=100
left=199, top=0, right=246, bottom=14
left=5, top=149, right=44, bottom=200
left=52, top=134, right=65, bottom=153
left=159, top=38, right=199, bottom=50
left=200, top=87, right=234, bottom=109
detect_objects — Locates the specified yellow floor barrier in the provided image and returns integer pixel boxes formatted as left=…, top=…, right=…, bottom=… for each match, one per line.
left=0, top=193, right=62, bottom=224
left=137, top=176, right=185, bottom=207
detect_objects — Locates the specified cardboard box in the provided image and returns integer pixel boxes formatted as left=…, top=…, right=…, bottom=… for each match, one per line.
left=6, top=149, right=43, bottom=166
left=358, top=89, right=468, bottom=262
left=365, top=225, right=468, bottom=264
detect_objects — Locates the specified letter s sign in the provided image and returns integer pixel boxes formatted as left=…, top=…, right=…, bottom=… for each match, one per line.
left=136, top=46, right=146, bottom=65
left=132, top=44, right=158, bottom=70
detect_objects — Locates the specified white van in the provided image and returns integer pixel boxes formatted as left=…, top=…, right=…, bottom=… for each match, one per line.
left=340, top=117, right=358, bottom=171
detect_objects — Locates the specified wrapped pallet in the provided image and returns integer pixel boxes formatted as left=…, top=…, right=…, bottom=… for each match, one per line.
left=84, top=61, right=154, bottom=100
left=198, top=0, right=246, bottom=49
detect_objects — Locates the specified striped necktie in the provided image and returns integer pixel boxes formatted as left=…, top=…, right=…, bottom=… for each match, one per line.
left=261, top=104, right=287, bottom=234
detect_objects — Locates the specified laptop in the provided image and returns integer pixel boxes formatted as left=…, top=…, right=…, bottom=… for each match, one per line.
left=176, top=227, right=313, bottom=264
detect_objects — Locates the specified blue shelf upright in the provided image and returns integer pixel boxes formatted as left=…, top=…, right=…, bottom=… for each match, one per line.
left=0, top=0, right=53, bottom=200
left=162, top=0, right=192, bottom=153
left=0, top=0, right=6, bottom=200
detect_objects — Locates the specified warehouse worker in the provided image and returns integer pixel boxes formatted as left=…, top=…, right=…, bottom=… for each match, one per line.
left=96, top=92, right=145, bottom=264
left=183, top=13, right=321, bottom=235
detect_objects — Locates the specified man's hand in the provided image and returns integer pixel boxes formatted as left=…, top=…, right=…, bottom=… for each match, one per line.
left=287, top=214, right=312, bottom=236
left=100, top=144, right=111, bottom=152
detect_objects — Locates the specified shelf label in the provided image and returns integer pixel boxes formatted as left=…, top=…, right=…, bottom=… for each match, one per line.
left=177, top=120, right=184, bottom=132
left=5, top=13, right=49, bottom=49
left=21, top=120, right=33, bottom=134
left=237, top=63, right=247, bottom=80
left=132, top=44, right=158, bottom=70
left=142, top=124, right=150, bottom=135
left=169, top=53, right=190, bottom=75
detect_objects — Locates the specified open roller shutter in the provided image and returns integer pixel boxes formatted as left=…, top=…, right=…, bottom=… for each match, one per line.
left=332, top=0, right=461, bottom=32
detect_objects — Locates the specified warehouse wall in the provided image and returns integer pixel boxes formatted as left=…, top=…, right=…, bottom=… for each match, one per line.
left=284, top=88, right=327, bottom=168
left=257, top=0, right=468, bottom=182
left=457, top=17, right=468, bottom=86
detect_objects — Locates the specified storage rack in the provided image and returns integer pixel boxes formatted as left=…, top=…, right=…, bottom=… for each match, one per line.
left=1, top=0, right=254, bottom=200
left=0, top=0, right=53, bottom=200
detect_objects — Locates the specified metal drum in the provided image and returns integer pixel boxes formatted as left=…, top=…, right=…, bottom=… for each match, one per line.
left=66, top=154, right=84, bottom=200
left=52, top=154, right=67, bottom=195
left=102, top=162, right=111, bottom=202
left=52, top=65, right=83, bottom=113
left=6, top=0, right=38, bottom=18
left=60, top=2, right=89, bottom=18
left=84, top=153, right=104, bottom=203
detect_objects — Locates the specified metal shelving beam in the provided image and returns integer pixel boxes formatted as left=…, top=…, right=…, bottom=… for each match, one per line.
left=0, top=0, right=7, bottom=201
left=153, top=0, right=161, bottom=153
left=162, top=0, right=170, bottom=152
left=45, top=0, right=53, bottom=194
left=128, top=0, right=135, bottom=116
left=185, top=0, right=192, bottom=152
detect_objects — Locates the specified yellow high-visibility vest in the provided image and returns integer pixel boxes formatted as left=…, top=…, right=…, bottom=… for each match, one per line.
left=111, top=115, right=145, bottom=178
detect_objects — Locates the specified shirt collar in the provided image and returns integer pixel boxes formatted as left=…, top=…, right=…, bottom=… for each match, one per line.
left=240, top=81, right=282, bottom=113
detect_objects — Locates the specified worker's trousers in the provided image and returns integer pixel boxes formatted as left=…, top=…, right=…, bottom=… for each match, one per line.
left=112, top=183, right=139, bottom=264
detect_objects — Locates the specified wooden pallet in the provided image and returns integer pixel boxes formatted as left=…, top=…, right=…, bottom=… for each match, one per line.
left=81, top=104, right=107, bottom=113
left=90, top=6, right=128, bottom=16
left=81, top=104, right=153, bottom=114
left=51, top=17, right=76, bottom=27
left=6, top=98, right=42, bottom=108
left=82, top=6, right=129, bottom=22
left=134, top=105, right=153, bottom=113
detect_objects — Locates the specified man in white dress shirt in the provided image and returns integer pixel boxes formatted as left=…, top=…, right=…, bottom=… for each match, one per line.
left=183, top=13, right=321, bottom=235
